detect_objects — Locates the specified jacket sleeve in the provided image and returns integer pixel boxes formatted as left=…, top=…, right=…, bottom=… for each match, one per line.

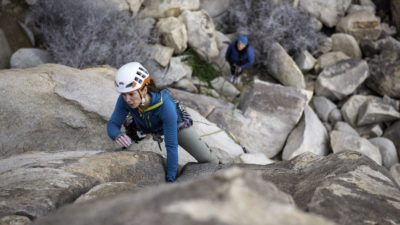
left=159, top=96, right=179, bottom=182
left=240, top=46, right=255, bottom=70
left=107, top=94, right=129, bottom=140
left=225, top=42, right=233, bottom=61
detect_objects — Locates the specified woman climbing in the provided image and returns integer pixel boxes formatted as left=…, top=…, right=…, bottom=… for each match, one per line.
left=107, top=62, right=218, bottom=182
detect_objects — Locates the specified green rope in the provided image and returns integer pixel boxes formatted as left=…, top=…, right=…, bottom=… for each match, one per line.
left=200, top=129, right=225, bottom=137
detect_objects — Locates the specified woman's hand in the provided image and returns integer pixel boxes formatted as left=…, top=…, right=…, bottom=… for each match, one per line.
left=115, top=134, right=132, bottom=148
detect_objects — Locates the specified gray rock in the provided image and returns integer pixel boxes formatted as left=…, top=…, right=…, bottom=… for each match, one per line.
left=238, top=80, right=308, bottom=157
left=199, top=0, right=231, bottom=17
left=282, top=106, right=329, bottom=160
left=336, top=10, right=382, bottom=41
left=150, top=44, right=174, bottom=67
left=295, top=50, right=317, bottom=73
left=0, top=65, right=120, bottom=156
left=369, top=137, right=399, bottom=169
left=74, top=182, right=142, bottom=203
left=10, top=48, right=52, bottom=69
left=140, top=0, right=200, bottom=18
left=234, top=152, right=275, bottom=165
left=0, top=215, right=31, bottom=225
left=328, top=108, right=343, bottom=124
left=315, top=59, right=369, bottom=101
left=0, top=29, right=11, bottom=69
left=168, top=88, right=235, bottom=118
left=390, top=163, right=400, bottom=187
left=126, top=0, right=144, bottom=13
left=312, top=95, right=337, bottom=122
left=31, top=167, right=337, bottom=225
left=331, top=33, right=362, bottom=59
left=330, top=130, right=382, bottom=165
left=152, top=56, right=192, bottom=87
left=314, top=51, right=350, bottom=73
left=347, top=4, right=375, bottom=14
left=172, top=78, right=198, bottom=93
left=366, top=48, right=400, bottom=99
left=184, top=151, right=400, bottom=225
left=298, top=0, right=351, bottom=27
left=341, top=95, right=380, bottom=127
left=316, top=36, right=333, bottom=55
left=210, top=76, right=240, bottom=98
left=356, top=99, right=400, bottom=126
left=356, top=124, right=383, bottom=138
left=333, top=121, right=359, bottom=136
left=267, top=42, right=305, bottom=89
left=179, top=10, right=219, bottom=61
left=156, top=17, right=188, bottom=54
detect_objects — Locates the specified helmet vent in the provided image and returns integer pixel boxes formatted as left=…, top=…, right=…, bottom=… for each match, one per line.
left=139, top=67, right=148, bottom=74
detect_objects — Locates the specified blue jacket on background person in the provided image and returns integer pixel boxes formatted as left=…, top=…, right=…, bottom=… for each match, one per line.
left=225, top=35, right=255, bottom=71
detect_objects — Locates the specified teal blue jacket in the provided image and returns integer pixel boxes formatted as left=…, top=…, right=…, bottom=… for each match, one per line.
left=107, top=89, right=181, bottom=182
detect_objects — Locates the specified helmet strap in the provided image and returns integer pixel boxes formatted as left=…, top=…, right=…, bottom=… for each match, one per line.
left=138, top=90, right=146, bottom=106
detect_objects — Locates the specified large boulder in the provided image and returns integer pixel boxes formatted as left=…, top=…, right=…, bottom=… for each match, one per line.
left=282, top=106, right=329, bottom=160
left=237, top=80, right=308, bottom=157
left=356, top=98, right=400, bottom=126
left=140, top=0, right=199, bottom=18
left=369, top=137, right=399, bottom=169
left=314, top=51, right=350, bottom=73
left=179, top=10, right=219, bottom=61
left=294, top=50, right=317, bottom=73
left=180, top=151, right=400, bottom=225
left=336, top=10, right=382, bottom=41
left=366, top=48, right=400, bottom=98
left=31, top=167, right=337, bottom=225
left=330, top=130, right=382, bottom=165
left=0, top=150, right=166, bottom=219
left=331, top=33, right=362, bottom=59
left=150, top=44, right=174, bottom=67
left=298, top=0, right=351, bottom=27
left=315, top=59, right=369, bottom=101
left=341, top=95, right=380, bottom=127
left=156, top=17, right=188, bottom=54
left=10, top=48, right=52, bottom=69
left=74, top=182, right=142, bottom=203
left=0, top=64, right=119, bottom=157
left=267, top=42, right=305, bottom=89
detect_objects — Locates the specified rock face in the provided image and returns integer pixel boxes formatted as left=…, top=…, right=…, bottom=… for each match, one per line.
left=366, top=48, right=400, bottom=98
left=179, top=10, right=219, bottom=61
left=10, top=48, right=52, bottom=69
left=31, top=168, right=337, bottom=225
left=282, top=106, right=329, bottom=160
left=140, top=0, right=200, bottom=18
left=0, top=151, right=166, bottom=219
left=336, top=10, right=382, bottom=41
left=0, top=64, right=119, bottom=157
left=177, top=152, right=400, bottom=225
left=267, top=42, right=305, bottom=89
left=237, top=80, right=308, bottom=157
left=315, top=59, right=369, bottom=101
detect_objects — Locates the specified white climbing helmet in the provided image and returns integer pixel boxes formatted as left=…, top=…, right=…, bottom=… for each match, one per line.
left=115, top=62, right=151, bottom=93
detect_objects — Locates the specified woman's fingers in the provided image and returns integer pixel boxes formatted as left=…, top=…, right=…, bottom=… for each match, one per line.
left=116, top=134, right=132, bottom=147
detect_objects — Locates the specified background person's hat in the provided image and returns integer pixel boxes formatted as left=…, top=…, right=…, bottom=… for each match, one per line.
left=238, top=35, right=248, bottom=45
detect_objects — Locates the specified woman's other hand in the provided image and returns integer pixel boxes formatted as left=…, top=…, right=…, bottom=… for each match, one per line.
left=115, top=134, right=132, bottom=148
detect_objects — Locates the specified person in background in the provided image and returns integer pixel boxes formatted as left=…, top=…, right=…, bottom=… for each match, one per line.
left=225, top=35, right=255, bottom=84
left=107, top=62, right=218, bottom=182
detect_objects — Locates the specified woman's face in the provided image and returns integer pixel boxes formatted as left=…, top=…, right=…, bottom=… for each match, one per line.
left=122, top=90, right=142, bottom=108
left=237, top=42, right=246, bottom=51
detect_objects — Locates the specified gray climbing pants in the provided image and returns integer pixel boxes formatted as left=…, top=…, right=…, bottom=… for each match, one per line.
left=178, top=123, right=219, bottom=163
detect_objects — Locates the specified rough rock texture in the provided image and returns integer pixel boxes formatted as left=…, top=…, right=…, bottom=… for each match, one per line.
left=0, top=64, right=119, bottom=157
left=74, top=182, right=142, bottom=203
left=140, top=0, right=200, bottom=18
left=0, top=151, right=166, bottom=219
left=282, top=106, right=329, bottom=160
left=31, top=168, right=337, bottom=225
left=237, top=80, right=308, bottom=157
left=0, top=215, right=31, bottom=225
left=315, top=59, right=369, bottom=101
left=341, top=95, right=380, bottom=127
left=336, top=10, right=382, bottom=41
left=178, top=152, right=400, bottom=225
left=267, top=42, right=305, bottom=89
left=366, top=48, right=400, bottom=98
left=330, top=130, right=382, bottom=165
left=179, top=10, right=219, bottom=61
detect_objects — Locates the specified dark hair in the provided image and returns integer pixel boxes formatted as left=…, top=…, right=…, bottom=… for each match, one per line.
left=146, top=79, right=161, bottom=93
